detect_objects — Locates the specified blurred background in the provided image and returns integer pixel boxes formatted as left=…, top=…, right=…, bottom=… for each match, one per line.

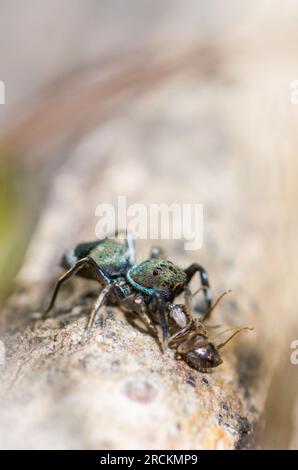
left=0, top=0, right=298, bottom=449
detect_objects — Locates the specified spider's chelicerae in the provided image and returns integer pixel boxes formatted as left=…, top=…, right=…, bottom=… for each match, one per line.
left=43, top=232, right=252, bottom=371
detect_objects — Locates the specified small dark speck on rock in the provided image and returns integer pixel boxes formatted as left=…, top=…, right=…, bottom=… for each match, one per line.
left=28, top=336, right=43, bottom=347
left=201, top=376, right=209, bottom=386
left=186, top=376, right=196, bottom=387
left=105, top=331, right=117, bottom=339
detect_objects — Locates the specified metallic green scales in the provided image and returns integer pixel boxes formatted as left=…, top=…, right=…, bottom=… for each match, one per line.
left=126, top=259, right=187, bottom=298
left=88, top=239, right=130, bottom=278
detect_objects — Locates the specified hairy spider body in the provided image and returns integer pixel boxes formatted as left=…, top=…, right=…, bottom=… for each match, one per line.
left=126, top=259, right=186, bottom=299
left=43, top=232, right=213, bottom=350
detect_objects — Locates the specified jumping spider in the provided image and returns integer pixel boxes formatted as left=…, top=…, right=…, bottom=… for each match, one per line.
left=43, top=231, right=252, bottom=370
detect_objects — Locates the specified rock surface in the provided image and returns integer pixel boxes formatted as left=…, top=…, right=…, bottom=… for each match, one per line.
left=0, top=77, right=266, bottom=448
left=0, top=280, right=262, bottom=449
left=2, top=2, right=292, bottom=446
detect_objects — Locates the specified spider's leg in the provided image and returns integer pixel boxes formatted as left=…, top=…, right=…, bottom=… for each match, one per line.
left=151, top=293, right=169, bottom=351
left=184, top=263, right=212, bottom=318
left=121, top=294, right=159, bottom=338
left=43, top=257, right=90, bottom=318
left=133, top=294, right=159, bottom=337
left=85, top=284, right=114, bottom=333
left=44, top=257, right=111, bottom=318
left=183, top=287, right=193, bottom=320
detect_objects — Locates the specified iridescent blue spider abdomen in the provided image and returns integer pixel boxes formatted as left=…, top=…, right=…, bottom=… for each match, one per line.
left=126, top=259, right=187, bottom=299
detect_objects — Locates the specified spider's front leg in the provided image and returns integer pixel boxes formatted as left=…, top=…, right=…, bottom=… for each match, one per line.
left=149, top=293, right=169, bottom=351
left=43, top=257, right=90, bottom=318
left=43, top=257, right=111, bottom=319
left=120, top=293, right=159, bottom=339
left=85, top=284, right=114, bottom=334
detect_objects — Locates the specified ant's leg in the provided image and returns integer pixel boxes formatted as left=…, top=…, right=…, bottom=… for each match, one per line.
left=201, top=289, right=231, bottom=321
left=181, top=286, right=215, bottom=328
left=184, top=263, right=212, bottom=316
left=149, top=246, right=166, bottom=259
left=215, top=327, right=253, bottom=350
left=190, top=287, right=230, bottom=324
left=177, top=327, right=253, bottom=354
left=184, top=286, right=209, bottom=328
left=43, top=258, right=91, bottom=318
left=169, top=323, right=208, bottom=350
left=85, top=284, right=114, bottom=333
left=168, top=322, right=193, bottom=347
